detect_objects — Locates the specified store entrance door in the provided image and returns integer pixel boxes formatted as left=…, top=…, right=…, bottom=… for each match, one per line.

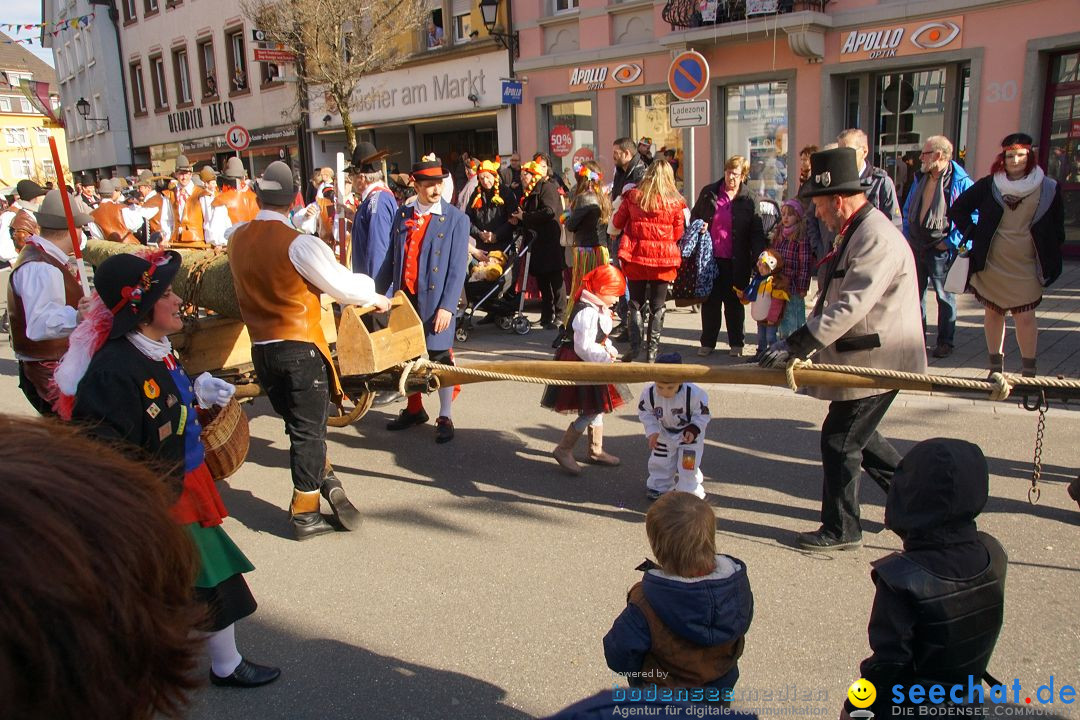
left=1041, top=50, right=1080, bottom=256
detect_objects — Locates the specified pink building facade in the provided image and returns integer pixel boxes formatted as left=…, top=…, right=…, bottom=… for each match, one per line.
left=512, top=0, right=1080, bottom=251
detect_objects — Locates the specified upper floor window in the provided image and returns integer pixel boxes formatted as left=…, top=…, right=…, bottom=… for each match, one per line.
left=226, top=29, right=249, bottom=93
left=130, top=61, right=147, bottom=114
left=145, top=0, right=158, bottom=15
left=123, top=0, right=137, bottom=23
left=426, top=10, right=445, bottom=49
left=198, top=38, right=217, bottom=98
left=554, top=0, right=579, bottom=13
left=151, top=54, right=168, bottom=109
left=4, top=128, right=30, bottom=147
left=0, top=97, right=10, bottom=112
left=173, top=47, right=192, bottom=104
left=36, top=127, right=50, bottom=145
left=10, top=158, right=33, bottom=178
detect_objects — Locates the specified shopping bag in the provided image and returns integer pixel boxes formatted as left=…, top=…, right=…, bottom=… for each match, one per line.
left=944, top=253, right=970, bottom=294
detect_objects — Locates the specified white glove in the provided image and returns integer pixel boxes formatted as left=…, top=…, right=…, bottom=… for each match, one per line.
left=194, top=372, right=236, bottom=409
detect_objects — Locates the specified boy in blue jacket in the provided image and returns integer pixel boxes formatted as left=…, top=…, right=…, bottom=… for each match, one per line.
left=604, top=492, right=754, bottom=700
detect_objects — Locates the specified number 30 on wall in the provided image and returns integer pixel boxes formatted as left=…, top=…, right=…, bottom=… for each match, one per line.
left=985, top=81, right=1017, bottom=103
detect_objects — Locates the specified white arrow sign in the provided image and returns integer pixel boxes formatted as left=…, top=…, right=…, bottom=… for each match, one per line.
left=669, top=99, right=710, bottom=128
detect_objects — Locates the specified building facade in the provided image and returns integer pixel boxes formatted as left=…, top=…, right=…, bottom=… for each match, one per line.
left=0, top=33, right=68, bottom=188
left=42, top=0, right=134, bottom=180
left=513, top=0, right=1080, bottom=254
left=114, top=0, right=300, bottom=177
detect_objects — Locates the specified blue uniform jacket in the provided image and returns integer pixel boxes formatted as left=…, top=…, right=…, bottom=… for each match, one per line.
left=902, top=160, right=974, bottom=251
left=379, top=200, right=470, bottom=352
left=351, top=187, right=398, bottom=290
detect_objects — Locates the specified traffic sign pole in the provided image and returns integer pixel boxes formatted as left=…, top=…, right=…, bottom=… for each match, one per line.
left=686, top=126, right=695, bottom=207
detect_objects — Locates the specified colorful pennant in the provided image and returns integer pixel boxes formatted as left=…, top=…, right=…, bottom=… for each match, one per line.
left=0, top=13, right=95, bottom=43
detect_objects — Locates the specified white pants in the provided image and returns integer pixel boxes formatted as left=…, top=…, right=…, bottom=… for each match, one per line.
left=646, top=432, right=705, bottom=498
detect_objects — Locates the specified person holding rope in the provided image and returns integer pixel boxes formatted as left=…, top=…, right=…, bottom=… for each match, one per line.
left=760, top=147, right=925, bottom=551
left=228, top=161, right=391, bottom=541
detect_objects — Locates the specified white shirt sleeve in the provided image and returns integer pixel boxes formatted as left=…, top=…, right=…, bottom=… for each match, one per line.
left=638, top=385, right=662, bottom=437
left=158, top=198, right=173, bottom=243
left=86, top=220, right=105, bottom=241
left=291, top=204, right=320, bottom=235
left=205, top=206, right=229, bottom=247
left=120, top=206, right=146, bottom=232
left=572, top=305, right=613, bottom=364
left=288, top=234, right=379, bottom=306
left=0, top=211, right=16, bottom=262
left=688, top=383, right=711, bottom=433
left=201, top=196, right=216, bottom=238
left=11, top=261, right=78, bottom=341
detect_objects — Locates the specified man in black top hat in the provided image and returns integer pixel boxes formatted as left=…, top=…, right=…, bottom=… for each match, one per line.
left=760, top=147, right=925, bottom=551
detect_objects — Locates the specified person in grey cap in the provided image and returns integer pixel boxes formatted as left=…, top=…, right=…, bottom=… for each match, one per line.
left=1, top=180, right=47, bottom=333
left=162, top=155, right=210, bottom=248
left=7, top=189, right=92, bottom=413
left=207, top=157, right=259, bottom=245
left=228, top=160, right=391, bottom=540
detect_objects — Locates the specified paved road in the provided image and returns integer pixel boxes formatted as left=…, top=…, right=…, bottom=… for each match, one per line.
left=1, top=267, right=1078, bottom=719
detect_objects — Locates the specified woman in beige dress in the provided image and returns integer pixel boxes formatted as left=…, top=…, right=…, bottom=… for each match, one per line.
left=949, top=133, right=1065, bottom=376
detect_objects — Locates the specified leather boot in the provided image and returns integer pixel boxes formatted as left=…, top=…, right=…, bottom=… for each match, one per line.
left=586, top=425, right=620, bottom=466
left=552, top=425, right=583, bottom=475
left=987, top=353, right=1004, bottom=380
left=645, top=306, right=665, bottom=363
left=1021, top=357, right=1036, bottom=378
left=321, top=470, right=362, bottom=531
left=1068, top=476, right=1080, bottom=509
left=620, top=302, right=643, bottom=362
left=290, top=489, right=335, bottom=541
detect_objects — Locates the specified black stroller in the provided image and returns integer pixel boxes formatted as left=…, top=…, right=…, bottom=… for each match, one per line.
left=455, top=235, right=534, bottom=342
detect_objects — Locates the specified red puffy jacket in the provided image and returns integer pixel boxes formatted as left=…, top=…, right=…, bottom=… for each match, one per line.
left=614, top=189, right=686, bottom=271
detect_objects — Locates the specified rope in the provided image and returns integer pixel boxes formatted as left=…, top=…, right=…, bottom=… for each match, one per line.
left=783, top=358, right=1028, bottom=401
left=396, top=358, right=582, bottom=389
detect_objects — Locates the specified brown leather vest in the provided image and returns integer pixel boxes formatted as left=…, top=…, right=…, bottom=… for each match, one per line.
left=164, top=185, right=208, bottom=248
left=227, top=219, right=342, bottom=400
left=91, top=202, right=138, bottom=244
left=8, top=242, right=82, bottom=360
left=211, top=187, right=260, bottom=225
left=627, top=582, right=744, bottom=688
left=142, top=193, right=165, bottom=235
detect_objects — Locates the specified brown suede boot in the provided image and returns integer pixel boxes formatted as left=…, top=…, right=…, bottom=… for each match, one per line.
left=290, top=489, right=334, bottom=541
left=586, top=425, right=620, bottom=466
left=553, top=425, right=583, bottom=475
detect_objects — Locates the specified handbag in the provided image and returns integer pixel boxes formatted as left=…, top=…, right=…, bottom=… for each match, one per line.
left=944, top=253, right=970, bottom=294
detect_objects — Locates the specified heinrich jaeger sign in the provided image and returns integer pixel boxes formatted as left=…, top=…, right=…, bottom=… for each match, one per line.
left=167, top=100, right=237, bottom=134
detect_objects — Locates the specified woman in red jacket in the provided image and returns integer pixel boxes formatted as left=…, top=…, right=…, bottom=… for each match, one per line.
left=613, top=159, right=687, bottom=362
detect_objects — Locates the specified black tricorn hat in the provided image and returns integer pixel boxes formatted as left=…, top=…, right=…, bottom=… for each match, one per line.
left=799, top=147, right=866, bottom=198
left=350, top=141, right=392, bottom=174
left=410, top=153, right=448, bottom=181
left=94, top=250, right=183, bottom=338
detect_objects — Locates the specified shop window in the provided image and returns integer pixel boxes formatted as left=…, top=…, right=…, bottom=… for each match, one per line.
left=545, top=99, right=594, bottom=187
left=1042, top=50, right=1080, bottom=248
left=628, top=92, right=684, bottom=184
left=844, top=77, right=860, bottom=131
left=130, top=61, right=147, bottom=114
left=150, top=54, right=168, bottom=109
left=426, top=10, right=445, bottom=49
left=198, top=39, right=217, bottom=98
left=173, top=47, right=192, bottom=105
left=122, top=0, right=137, bottom=23
left=874, top=69, right=946, bottom=191
left=725, top=81, right=788, bottom=201
left=145, top=0, right=158, bottom=16
left=226, top=29, right=249, bottom=94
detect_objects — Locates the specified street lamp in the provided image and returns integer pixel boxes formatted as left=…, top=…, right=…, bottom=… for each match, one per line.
left=75, top=97, right=110, bottom=131
left=478, top=0, right=518, bottom=57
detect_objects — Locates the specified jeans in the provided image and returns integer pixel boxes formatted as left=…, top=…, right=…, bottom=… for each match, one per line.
left=756, top=324, right=777, bottom=354
left=916, top=247, right=957, bottom=347
left=820, top=390, right=901, bottom=540
left=251, top=341, right=330, bottom=493
left=699, top=258, right=744, bottom=349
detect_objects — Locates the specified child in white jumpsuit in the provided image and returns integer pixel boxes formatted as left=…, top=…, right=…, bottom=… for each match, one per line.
left=637, top=353, right=711, bottom=500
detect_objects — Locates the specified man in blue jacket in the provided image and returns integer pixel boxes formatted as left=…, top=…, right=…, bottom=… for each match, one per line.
left=349, top=142, right=398, bottom=288
left=379, top=154, right=470, bottom=443
left=902, top=136, right=973, bottom=359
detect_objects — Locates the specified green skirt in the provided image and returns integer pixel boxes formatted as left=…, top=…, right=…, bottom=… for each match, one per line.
left=186, top=522, right=255, bottom=589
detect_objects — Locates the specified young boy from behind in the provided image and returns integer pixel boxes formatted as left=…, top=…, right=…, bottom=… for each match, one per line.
left=637, top=353, right=711, bottom=500
left=604, top=492, right=754, bottom=700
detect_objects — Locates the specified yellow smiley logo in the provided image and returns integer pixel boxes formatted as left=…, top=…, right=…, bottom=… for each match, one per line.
left=848, top=678, right=876, bottom=708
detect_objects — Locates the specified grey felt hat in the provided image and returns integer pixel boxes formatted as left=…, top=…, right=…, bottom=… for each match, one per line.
left=222, top=157, right=247, bottom=179
left=253, top=161, right=296, bottom=205
left=36, top=189, right=92, bottom=229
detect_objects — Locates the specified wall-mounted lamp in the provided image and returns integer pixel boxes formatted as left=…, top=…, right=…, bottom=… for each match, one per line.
left=478, top=0, right=518, bottom=58
left=75, top=97, right=110, bottom=131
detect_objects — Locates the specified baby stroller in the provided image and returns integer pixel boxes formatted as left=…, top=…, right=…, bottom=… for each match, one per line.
left=455, top=235, right=533, bottom=342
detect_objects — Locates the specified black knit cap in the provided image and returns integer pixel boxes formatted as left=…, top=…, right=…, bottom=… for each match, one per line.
left=94, top=250, right=182, bottom=338
left=1000, top=132, right=1033, bottom=148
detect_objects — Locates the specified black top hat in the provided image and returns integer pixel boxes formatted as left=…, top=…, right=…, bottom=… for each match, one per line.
left=16, top=179, right=46, bottom=201
left=410, top=153, right=448, bottom=181
left=94, top=250, right=182, bottom=338
left=350, top=141, right=391, bottom=174
left=798, top=147, right=866, bottom=198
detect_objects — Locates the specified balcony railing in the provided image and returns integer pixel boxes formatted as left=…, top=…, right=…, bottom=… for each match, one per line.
left=662, top=0, right=828, bottom=29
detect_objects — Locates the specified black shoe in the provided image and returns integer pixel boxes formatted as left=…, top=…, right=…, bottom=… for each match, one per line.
left=645, top=488, right=663, bottom=501
left=434, top=416, right=455, bottom=443
left=372, top=391, right=402, bottom=407
left=387, top=408, right=429, bottom=431
left=321, top=475, right=362, bottom=531
left=932, top=343, right=954, bottom=359
left=210, top=658, right=281, bottom=688
left=796, top=529, right=861, bottom=551
left=543, top=321, right=562, bottom=331
left=292, top=512, right=336, bottom=541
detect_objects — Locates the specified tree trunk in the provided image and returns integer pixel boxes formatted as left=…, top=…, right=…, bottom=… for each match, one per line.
left=340, top=98, right=356, bottom=156
left=81, top=241, right=243, bottom=319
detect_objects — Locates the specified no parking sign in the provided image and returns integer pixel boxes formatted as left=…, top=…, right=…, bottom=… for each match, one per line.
left=668, top=51, right=710, bottom=101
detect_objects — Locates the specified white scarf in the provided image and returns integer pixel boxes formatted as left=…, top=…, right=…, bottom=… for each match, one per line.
left=126, top=330, right=173, bottom=361
left=993, top=166, right=1044, bottom=201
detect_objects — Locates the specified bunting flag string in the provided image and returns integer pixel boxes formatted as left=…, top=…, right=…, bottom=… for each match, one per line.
left=0, top=13, right=95, bottom=43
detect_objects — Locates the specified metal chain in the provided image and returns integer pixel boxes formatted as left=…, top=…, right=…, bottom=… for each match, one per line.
left=1027, top=390, right=1048, bottom=505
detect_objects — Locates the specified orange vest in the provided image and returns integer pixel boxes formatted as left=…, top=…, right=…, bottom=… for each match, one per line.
left=8, top=242, right=82, bottom=360
left=627, top=582, right=744, bottom=688
left=141, top=193, right=165, bottom=236
left=227, top=219, right=342, bottom=401
left=211, top=187, right=260, bottom=225
left=91, top=202, right=138, bottom=244
left=164, top=184, right=208, bottom=248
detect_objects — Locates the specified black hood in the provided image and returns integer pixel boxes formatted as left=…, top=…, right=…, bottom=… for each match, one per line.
left=885, top=438, right=988, bottom=549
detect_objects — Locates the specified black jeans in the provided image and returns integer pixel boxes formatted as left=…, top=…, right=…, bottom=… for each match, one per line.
left=820, top=390, right=901, bottom=540
left=699, top=258, right=744, bottom=349
left=251, top=341, right=330, bottom=493
left=533, top=269, right=566, bottom=324
left=628, top=279, right=668, bottom=320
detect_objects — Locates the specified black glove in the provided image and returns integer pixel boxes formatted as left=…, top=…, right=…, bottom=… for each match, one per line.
left=759, top=339, right=791, bottom=368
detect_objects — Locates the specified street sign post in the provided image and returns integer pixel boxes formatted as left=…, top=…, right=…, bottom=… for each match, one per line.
left=669, top=100, right=710, bottom=128
left=667, top=50, right=710, bottom=101
left=225, top=125, right=251, bottom=153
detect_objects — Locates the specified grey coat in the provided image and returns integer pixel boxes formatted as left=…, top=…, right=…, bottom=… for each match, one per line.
left=800, top=204, right=926, bottom=401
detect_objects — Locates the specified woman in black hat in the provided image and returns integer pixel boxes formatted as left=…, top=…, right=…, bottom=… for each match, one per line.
left=948, top=133, right=1066, bottom=377
left=55, top=250, right=280, bottom=689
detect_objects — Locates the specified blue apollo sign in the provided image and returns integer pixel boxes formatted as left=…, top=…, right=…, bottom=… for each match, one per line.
left=501, top=80, right=523, bottom=105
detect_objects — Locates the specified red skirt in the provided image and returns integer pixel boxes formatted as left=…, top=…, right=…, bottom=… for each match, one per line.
left=539, top=346, right=631, bottom=415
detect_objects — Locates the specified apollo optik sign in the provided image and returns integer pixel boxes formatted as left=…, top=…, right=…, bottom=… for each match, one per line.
left=839, top=16, right=963, bottom=62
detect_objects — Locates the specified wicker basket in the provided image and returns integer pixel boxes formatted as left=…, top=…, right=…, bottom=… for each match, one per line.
left=199, top=398, right=250, bottom=481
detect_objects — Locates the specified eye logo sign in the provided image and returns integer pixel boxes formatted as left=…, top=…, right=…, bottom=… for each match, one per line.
left=612, top=64, right=643, bottom=84
left=910, top=21, right=960, bottom=49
